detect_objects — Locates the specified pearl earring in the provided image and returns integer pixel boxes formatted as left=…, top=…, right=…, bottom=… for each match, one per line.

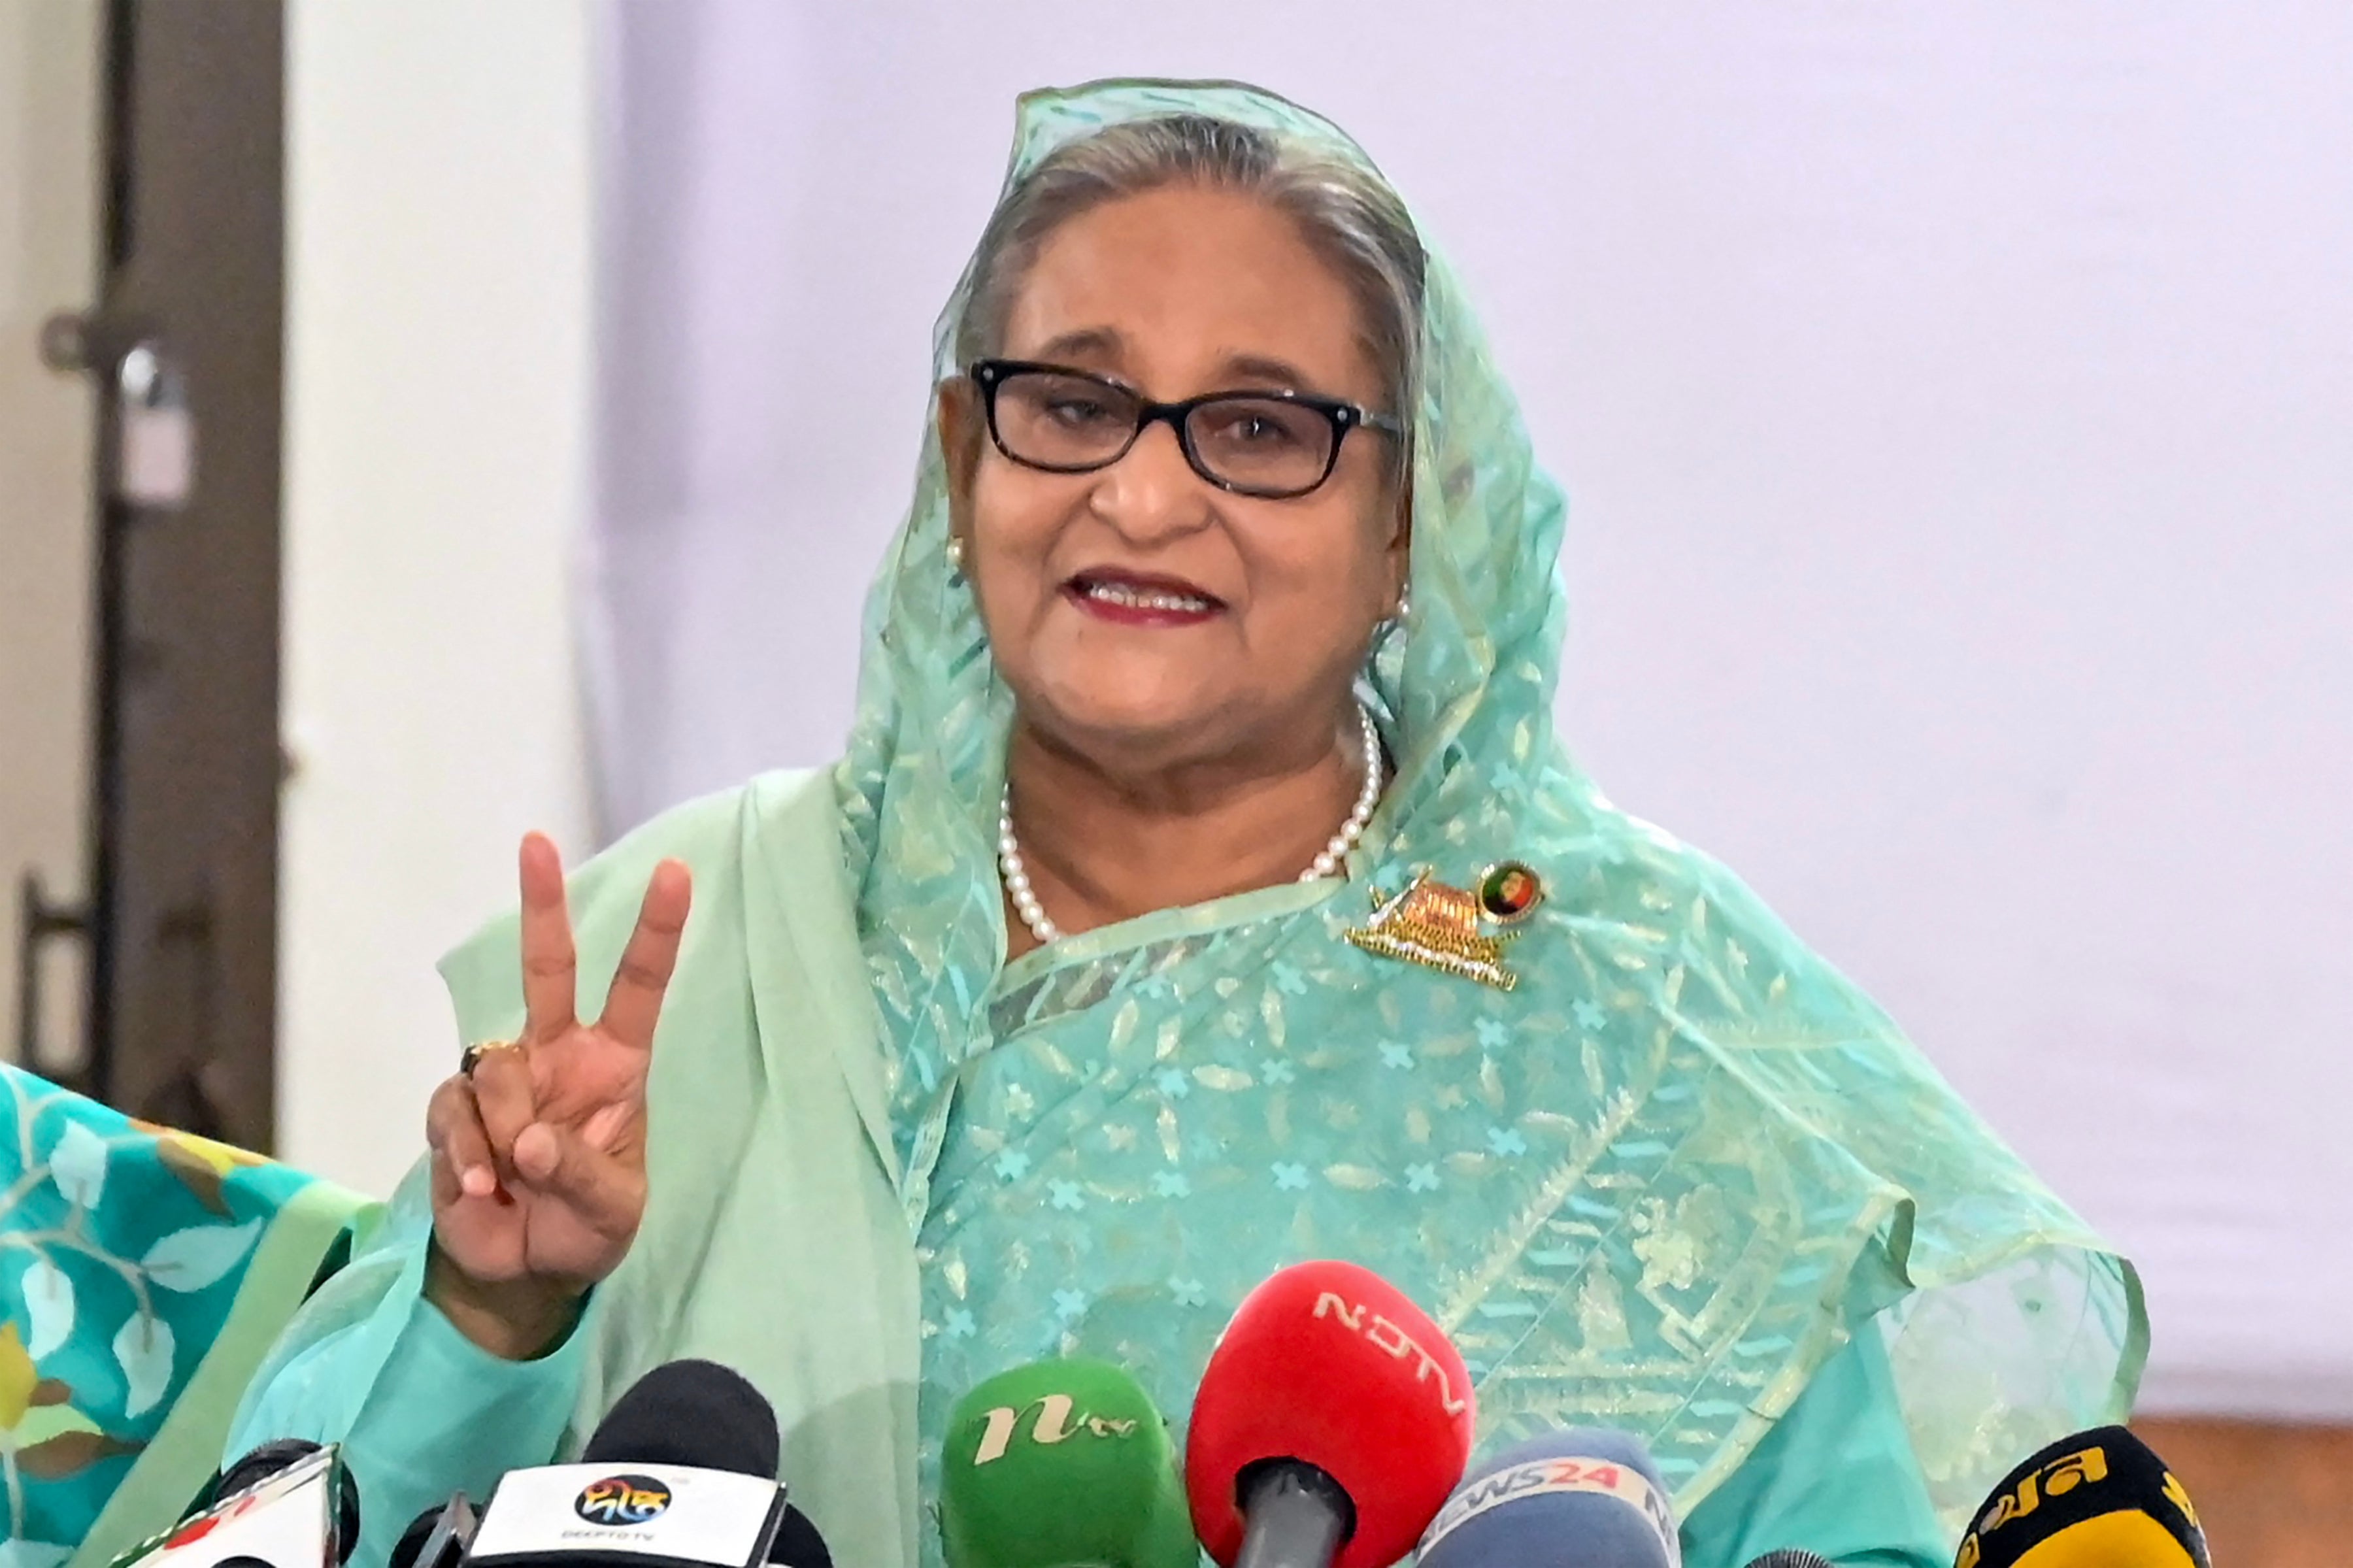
left=946, top=536, right=965, bottom=576
left=1393, top=590, right=1412, bottom=624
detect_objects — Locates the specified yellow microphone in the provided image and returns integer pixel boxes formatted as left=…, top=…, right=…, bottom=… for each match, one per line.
left=1953, top=1426, right=2209, bottom=1567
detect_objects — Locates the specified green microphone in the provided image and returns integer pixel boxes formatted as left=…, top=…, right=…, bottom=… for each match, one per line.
left=939, top=1358, right=1199, bottom=1568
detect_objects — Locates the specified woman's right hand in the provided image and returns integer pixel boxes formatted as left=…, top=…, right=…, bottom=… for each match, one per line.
left=423, top=832, right=692, bottom=1358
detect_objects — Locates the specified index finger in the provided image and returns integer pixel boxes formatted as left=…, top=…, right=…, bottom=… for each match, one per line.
left=594, top=858, right=692, bottom=1052
left=518, top=831, right=578, bottom=1040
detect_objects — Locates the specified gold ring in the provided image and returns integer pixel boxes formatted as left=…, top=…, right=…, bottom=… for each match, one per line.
left=460, top=1039, right=521, bottom=1077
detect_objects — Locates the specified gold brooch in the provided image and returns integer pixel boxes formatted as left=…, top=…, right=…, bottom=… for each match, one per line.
left=1345, top=861, right=1544, bottom=991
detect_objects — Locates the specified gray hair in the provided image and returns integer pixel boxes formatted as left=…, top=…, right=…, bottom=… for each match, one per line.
left=955, top=114, right=1427, bottom=448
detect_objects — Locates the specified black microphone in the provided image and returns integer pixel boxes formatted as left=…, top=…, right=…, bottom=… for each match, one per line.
left=765, top=1504, right=834, bottom=1568
left=211, top=1439, right=363, bottom=1567
left=388, top=1493, right=480, bottom=1568
left=580, top=1359, right=782, bottom=1471
left=1953, top=1426, right=2210, bottom=1567
left=112, top=1440, right=359, bottom=1568
left=576, top=1362, right=831, bottom=1567
left=467, top=1361, right=815, bottom=1568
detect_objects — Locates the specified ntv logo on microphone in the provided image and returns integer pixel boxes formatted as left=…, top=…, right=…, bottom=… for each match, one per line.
left=1312, top=1291, right=1470, bottom=1416
left=574, top=1474, right=675, bottom=1526
left=968, top=1395, right=1143, bottom=1465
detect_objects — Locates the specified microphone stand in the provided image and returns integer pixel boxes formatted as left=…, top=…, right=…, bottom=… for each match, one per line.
left=1233, top=1461, right=1354, bottom=1568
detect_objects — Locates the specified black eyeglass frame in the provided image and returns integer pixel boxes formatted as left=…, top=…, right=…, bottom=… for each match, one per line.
left=967, top=358, right=1406, bottom=500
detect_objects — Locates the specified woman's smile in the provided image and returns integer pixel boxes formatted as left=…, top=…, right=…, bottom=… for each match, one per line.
left=1062, top=567, right=1226, bottom=627
left=948, top=184, right=1404, bottom=761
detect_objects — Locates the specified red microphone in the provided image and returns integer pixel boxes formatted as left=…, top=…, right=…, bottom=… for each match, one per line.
left=1185, top=1260, right=1477, bottom=1568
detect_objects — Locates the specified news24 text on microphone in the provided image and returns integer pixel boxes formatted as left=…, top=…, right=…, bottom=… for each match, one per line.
left=1416, top=1428, right=1683, bottom=1568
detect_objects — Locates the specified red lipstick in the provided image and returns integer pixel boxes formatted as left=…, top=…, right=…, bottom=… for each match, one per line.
left=1063, top=569, right=1225, bottom=627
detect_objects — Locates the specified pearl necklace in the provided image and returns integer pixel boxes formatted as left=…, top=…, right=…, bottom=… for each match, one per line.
left=999, top=704, right=1385, bottom=946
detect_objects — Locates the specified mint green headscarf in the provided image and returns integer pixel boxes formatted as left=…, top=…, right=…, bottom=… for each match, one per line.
left=840, top=80, right=2142, bottom=1526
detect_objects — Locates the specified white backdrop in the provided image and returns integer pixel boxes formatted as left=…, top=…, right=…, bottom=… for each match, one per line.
left=584, top=3, right=2353, bottom=1419
left=280, top=0, right=597, bottom=1192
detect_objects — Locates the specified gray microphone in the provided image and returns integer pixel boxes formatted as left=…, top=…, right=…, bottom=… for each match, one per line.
left=1416, top=1427, right=1681, bottom=1568
left=1741, top=1553, right=1834, bottom=1568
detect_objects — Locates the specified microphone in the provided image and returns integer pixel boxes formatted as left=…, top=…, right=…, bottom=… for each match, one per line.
left=1741, top=1554, right=1833, bottom=1568
left=937, top=1357, right=1196, bottom=1568
left=116, top=1441, right=356, bottom=1568
left=466, top=1361, right=793, bottom=1568
left=1416, top=1427, right=1681, bottom=1568
left=579, top=1360, right=780, bottom=1471
left=578, top=1361, right=833, bottom=1567
left=765, top=1503, right=833, bottom=1568
left=387, top=1495, right=479, bottom=1568
left=213, top=1439, right=363, bottom=1567
left=1953, top=1426, right=2210, bottom=1567
left=1184, top=1260, right=1476, bottom=1568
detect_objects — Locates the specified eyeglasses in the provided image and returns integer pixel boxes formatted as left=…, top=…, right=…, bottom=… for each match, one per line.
left=967, top=359, right=1404, bottom=501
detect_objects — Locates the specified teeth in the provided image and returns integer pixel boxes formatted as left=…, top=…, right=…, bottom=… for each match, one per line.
left=1080, top=580, right=1213, bottom=613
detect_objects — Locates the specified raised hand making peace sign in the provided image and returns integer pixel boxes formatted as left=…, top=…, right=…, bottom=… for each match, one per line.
left=424, top=833, right=692, bottom=1357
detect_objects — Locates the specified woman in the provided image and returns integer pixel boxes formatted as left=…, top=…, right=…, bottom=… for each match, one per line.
left=233, top=81, right=2142, bottom=1568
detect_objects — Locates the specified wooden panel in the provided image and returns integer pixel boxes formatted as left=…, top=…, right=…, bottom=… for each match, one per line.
left=2133, top=1417, right=2353, bottom=1568
left=95, top=0, right=284, bottom=1147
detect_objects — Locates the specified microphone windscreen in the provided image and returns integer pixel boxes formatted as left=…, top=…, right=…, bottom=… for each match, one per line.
left=1743, top=1553, right=1835, bottom=1568
left=581, top=1359, right=782, bottom=1479
left=939, top=1358, right=1195, bottom=1568
left=389, top=1510, right=439, bottom=1568
left=1954, top=1426, right=2209, bottom=1568
left=213, top=1438, right=317, bottom=1503
left=388, top=1495, right=478, bottom=1568
left=769, top=1504, right=833, bottom=1568
left=1184, top=1260, right=1476, bottom=1568
left=213, top=1439, right=363, bottom=1566
left=1416, top=1427, right=1680, bottom=1568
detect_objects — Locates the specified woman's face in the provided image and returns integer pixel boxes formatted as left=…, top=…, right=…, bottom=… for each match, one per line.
left=944, top=184, right=1408, bottom=773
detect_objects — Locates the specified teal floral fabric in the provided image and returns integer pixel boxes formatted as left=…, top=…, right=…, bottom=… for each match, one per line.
left=0, top=1065, right=366, bottom=1567
left=832, top=80, right=2144, bottom=1533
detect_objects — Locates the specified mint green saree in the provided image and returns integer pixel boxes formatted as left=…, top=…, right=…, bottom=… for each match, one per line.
left=225, top=79, right=2141, bottom=1568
